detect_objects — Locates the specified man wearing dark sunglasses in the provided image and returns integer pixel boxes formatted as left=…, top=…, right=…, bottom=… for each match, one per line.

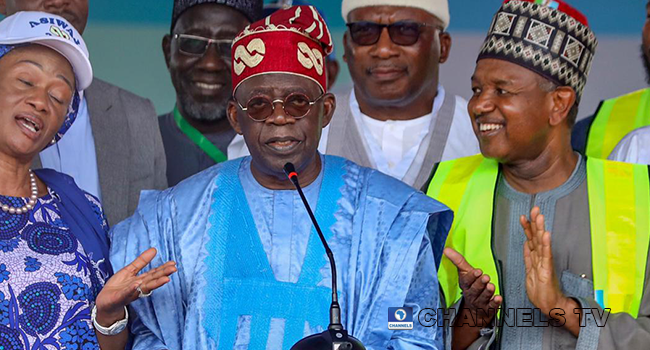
left=158, top=0, right=262, bottom=187
left=324, top=0, right=479, bottom=190
left=112, top=6, right=452, bottom=349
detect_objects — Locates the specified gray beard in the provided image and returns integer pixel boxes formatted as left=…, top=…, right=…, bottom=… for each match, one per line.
left=178, top=93, right=228, bottom=123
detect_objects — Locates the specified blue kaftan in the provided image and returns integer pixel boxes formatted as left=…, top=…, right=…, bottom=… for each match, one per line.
left=110, top=155, right=452, bottom=349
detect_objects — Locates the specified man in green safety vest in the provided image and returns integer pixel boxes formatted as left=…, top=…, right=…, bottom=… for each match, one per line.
left=424, top=1, right=650, bottom=349
left=605, top=1, right=650, bottom=165
left=572, top=1, right=650, bottom=159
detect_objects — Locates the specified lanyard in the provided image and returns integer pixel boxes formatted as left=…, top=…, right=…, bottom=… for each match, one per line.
left=173, top=106, right=228, bottom=164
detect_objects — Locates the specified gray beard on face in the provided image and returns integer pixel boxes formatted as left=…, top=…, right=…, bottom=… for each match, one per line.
left=177, top=92, right=228, bottom=123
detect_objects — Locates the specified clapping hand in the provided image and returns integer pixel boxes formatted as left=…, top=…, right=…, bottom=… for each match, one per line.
left=444, top=247, right=502, bottom=326
left=520, top=207, right=570, bottom=318
left=94, top=248, right=177, bottom=326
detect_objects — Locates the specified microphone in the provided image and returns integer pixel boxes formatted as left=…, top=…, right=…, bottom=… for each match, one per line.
left=283, top=163, right=365, bottom=350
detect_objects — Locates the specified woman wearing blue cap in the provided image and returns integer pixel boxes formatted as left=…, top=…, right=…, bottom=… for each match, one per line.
left=0, top=11, right=176, bottom=350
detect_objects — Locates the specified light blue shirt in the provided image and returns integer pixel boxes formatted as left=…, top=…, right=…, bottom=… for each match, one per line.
left=40, top=96, right=102, bottom=200
left=239, top=156, right=323, bottom=283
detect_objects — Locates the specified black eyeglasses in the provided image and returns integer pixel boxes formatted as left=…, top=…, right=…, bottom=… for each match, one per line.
left=346, top=21, right=439, bottom=46
left=173, top=34, right=232, bottom=58
left=234, top=93, right=325, bottom=121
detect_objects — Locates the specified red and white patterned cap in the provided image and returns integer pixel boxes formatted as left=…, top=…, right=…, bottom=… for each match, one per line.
left=231, top=5, right=333, bottom=94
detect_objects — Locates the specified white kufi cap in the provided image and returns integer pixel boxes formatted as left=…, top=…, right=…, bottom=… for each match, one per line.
left=342, top=0, right=450, bottom=29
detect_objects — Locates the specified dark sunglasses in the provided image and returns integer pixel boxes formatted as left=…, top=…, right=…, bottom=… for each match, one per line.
left=173, top=33, right=232, bottom=58
left=234, top=93, right=325, bottom=122
left=346, top=21, right=439, bottom=46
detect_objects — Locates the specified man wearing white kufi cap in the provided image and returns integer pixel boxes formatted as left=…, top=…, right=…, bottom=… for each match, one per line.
left=321, top=0, right=478, bottom=190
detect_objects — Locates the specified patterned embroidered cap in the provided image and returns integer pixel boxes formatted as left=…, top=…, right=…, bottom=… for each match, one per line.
left=478, top=0, right=598, bottom=101
left=231, top=5, right=333, bottom=93
left=171, top=0, right=263, bottom=31
left=263, top=0, right=337, bottom=60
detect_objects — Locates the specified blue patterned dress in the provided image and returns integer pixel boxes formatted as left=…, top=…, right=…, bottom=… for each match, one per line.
left=0, top=187, right=108, bottom=350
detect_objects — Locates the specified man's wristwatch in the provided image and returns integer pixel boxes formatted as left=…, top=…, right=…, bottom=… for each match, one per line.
left=91, top=305, right=129, bottom=336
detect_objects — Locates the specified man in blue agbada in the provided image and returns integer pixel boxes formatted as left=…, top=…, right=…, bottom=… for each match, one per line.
left=110, top=5, right=452, bottom=349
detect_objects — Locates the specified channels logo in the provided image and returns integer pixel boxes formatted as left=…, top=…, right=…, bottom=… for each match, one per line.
left=388, top=307, right=413, bottom=330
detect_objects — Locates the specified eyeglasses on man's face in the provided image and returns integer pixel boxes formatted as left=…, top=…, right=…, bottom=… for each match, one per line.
left=346, top=21, right=440, bottom=46
left=173, top=33, right=233, bottom=58
left=234, top=92, right=325, bottom=122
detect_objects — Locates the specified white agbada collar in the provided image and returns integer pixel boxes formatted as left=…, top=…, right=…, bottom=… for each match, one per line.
left=348, top=85, right=446, bottom=181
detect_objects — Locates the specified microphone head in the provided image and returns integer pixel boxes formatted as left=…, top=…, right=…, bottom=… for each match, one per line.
left=283, top=162, right=298, bottom=180
left=291, top=329, right=365, bottom=350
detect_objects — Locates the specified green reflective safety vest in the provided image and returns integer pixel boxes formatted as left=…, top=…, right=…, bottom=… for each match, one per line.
left=426, top=154, right=650, bottom=318
left=585, top=88, right=650, bottom=159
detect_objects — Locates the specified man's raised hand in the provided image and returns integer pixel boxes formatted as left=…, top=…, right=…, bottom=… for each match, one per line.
left=444, top=247, right=502, bottom=326
left=520, top=207, right=581, bottom=335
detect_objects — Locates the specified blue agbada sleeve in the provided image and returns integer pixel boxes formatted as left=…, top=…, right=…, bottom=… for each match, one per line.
left=333, top=165, right=452, bottom=350
left=389, top=221, right=444, bottom=350
left=109, top=190, right=177, bottom=350
left=110, top=165, right=224, bottom=350
left=386, top=195, right=449, bottom=350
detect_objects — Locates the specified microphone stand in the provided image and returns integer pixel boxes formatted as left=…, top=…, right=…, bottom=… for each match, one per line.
left=284, top=163, right=365, bottom=350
